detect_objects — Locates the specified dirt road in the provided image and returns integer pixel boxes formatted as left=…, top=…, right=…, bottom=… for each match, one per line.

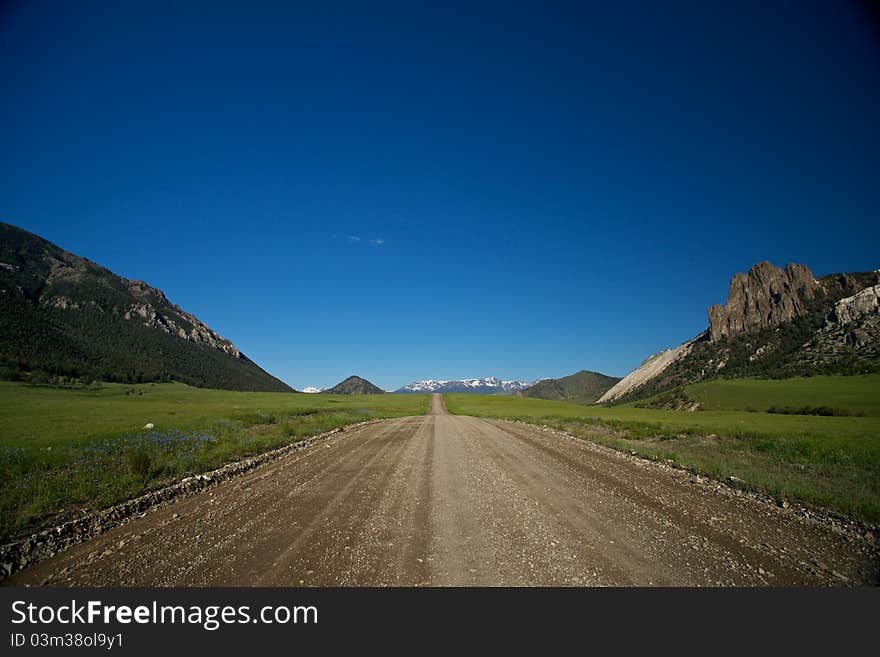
left=11, top=395, right=878, bottom=586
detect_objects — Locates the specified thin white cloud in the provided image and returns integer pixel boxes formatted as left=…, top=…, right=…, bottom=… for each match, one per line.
left=342, top=235, right=384, bottom=246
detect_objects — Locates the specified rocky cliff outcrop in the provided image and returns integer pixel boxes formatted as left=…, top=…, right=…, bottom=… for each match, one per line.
left=786, top=283, right=880, bottom=369
left=826, top=284, right=880, bottom=327
left=708, top=262, right=820, bottom=341
left=39, top=273, right=243, bottom=359
left=602, top=263, right=880, bottom=405
left=121, top=294, right=242, bottom=359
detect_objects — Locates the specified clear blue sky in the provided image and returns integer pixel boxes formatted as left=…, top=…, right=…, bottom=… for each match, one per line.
left=1, top=1, right=878, bottom=391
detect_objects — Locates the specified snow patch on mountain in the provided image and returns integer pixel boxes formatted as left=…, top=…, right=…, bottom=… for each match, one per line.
left=395, top=377, right=537, bottom=394
left=301, top=386, right=324, bottom=394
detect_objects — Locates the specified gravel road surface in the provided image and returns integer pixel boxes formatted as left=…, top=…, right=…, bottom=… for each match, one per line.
left=11, top=395, right=878, bottom=586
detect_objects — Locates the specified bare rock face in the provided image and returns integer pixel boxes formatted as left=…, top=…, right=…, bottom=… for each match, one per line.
left=708, top=262, right=821, bottom=341
left=121, top=290, right=242, bottom=359
left=827, top=284, right=880, bottom=327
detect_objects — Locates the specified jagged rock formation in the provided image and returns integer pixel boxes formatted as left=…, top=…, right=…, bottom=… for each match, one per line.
left=321, top=375, right=384, bottom=394
left=120, top=286, right=241, bottom=359
left=788, top=282, right=880, bottom=371
left=600, top=262, right=880, bottom=405
left=522, top=370, right=620, bottom=405
left=707, top=262, right=820, bottom=341
left=0, top=222, right=293, bottom=391
left=827, top=284, right=880, bottom=326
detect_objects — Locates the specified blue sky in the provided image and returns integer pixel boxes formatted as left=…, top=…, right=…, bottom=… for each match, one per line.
left=1, top=1, right=878, bottom=391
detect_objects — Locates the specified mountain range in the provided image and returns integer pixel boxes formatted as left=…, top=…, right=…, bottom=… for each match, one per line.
left=599, top=261, right=880, bottom=405
left=394, top=377, right=534, bottom=394
left=4, top=224, right=876, bottom=402
left=0, top=223, right=292, bottom=392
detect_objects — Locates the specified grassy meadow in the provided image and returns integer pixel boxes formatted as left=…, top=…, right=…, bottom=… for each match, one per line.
left=678, top=375, right=880, bottom=416
left=3, top=374, right=877, bottom=542
left=445, top=375, right=880, bottom=523
left=0, top=381, right=427, bottom=542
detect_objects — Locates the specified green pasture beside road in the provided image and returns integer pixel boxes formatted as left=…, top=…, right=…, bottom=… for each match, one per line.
left=445, top=386, right=880, bottom=524
left=0, top=381, right=427, bottom=542
left=678, top=375, right=880, bottom=416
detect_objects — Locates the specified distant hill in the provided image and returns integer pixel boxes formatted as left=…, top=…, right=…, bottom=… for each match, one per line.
left=395, top=377, right=533, bottom=394
left=599, top=261, right=880, bottom=404
left=522, top=370, right=620, bottom=405
left=321, top=375, right=384, bottom=394
left=0, top=222, right=293, bottom=392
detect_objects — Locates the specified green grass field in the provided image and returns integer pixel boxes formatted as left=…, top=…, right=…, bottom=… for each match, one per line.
left=678, top=375, right=880, bottom=416
left=0, top=381, right=427, bottom=542
left=3, top=375, right=878, bottom=541
left=445, top=376, right=880, bottom=523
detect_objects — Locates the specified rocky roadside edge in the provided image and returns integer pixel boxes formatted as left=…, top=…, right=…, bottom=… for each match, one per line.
left=499, top=419, right=879, bottom=582
left=0, top=418, right=386, bottom=581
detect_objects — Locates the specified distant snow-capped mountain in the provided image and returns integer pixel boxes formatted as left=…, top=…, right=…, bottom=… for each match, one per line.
left=394, top=377, right=537, bottom=394
left=301, top=386, right=324, bottom=394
